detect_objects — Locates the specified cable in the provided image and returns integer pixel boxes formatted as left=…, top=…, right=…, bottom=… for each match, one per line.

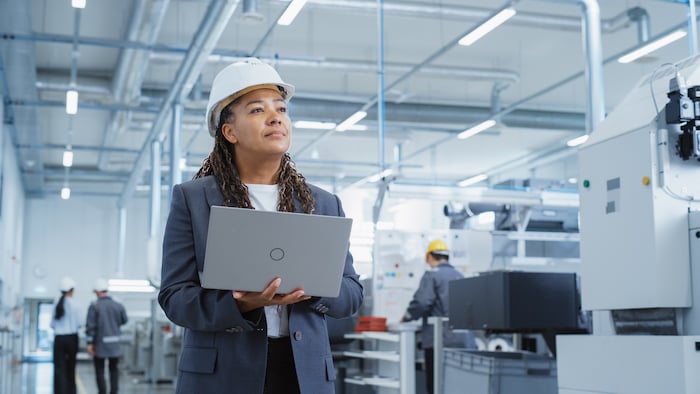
left=649, top=62, right=678, bottom=117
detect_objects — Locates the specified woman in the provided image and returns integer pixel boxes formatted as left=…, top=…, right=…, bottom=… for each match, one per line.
left=158, top=58, right=363, bottom=394
left=51, top=276, right=81, bottom=394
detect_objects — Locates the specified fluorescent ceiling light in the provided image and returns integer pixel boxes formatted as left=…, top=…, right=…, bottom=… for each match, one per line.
left=344, top=124, right=367, bottom=131
left=71, top=0, right=86, bottom=9
left=367, top=168, right=394, bottom=183
left=458, top=7, right=516, bottom=46
left=65, top=90, right=79, bottom=115
left=108, top=285, right=156, bottom=293
left=457, top=119, right=496, bottom=139
left=61, top=186, right=71, bottom=200
left=277, top=0, right=307, bottom=26
left=566, top=134, right=589, bottom=147
left=618, top=30, right=687, bottom=64
left=62, top=150, right=74, bottom=167
left=295, top=120, right=336, bottom=130
left=336, top=111, right=367, bottom=132
left=294, top=120, right=367, bottom=131
left=457, top=174, right=488, bottom=187
left=108, top=279, right=156, bottom=293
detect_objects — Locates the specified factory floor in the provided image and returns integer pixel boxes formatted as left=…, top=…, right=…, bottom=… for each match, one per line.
left=8, top=360, right=176, bottom=394
left=5, top=357, right=409, bottom=394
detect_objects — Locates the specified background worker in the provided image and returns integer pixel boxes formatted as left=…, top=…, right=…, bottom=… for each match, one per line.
left=401, top=239, right=476, bottom=394
left=51, top=276, right=81, bottom=394
left=158, top=58, right=363, bottom=394
left=86, top=279, right=128, bottom=394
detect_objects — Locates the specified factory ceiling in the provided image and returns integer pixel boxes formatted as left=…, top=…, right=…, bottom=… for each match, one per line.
left=0, top=0, right=696, bottom=204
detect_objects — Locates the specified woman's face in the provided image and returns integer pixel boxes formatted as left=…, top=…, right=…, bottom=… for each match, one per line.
left=221, top=88, right=292, bottom=160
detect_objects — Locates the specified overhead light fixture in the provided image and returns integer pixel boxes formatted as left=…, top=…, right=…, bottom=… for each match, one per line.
left=367, top=168, right=394, bottom=183
left=61, top=186, right=71, bottom=200
left=566, top=134, right=589, bottom=147
left=336, top=111, right=367, bottom=132
left=458, top=7, right=516, bottom=46
left=71, top=0, right=86, bottom=9
left=457, top=174, right=488, bottom=187
left=107, top=279, right=156, bottom=293
left=277, top=0, right=307, bottom=26
left=65, top=89, right=79, bottom=115
left=618, top=29, right=687, bottom=64
left=295, top=120, right=336, bottom=130
left=62, top=149, right=74, bottom=167
left=457, top=119, right=496, bottom=139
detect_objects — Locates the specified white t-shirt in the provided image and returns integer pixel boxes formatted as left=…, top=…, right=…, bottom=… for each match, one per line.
left=247, top=184, right=289, bottom=338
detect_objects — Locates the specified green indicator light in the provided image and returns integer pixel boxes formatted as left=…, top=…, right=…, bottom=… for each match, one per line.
left=583, top=179, right=590, bottom=188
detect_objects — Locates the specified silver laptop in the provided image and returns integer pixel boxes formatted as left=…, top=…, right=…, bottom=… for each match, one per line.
left=201, top=206, right=353, bottom=297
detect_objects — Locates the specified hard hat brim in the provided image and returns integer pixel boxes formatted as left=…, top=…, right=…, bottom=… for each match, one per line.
left=207, top=83, right=294, bottom=137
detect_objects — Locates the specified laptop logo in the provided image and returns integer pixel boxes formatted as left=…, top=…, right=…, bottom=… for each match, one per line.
left=270, top=247, right=285, bottom=261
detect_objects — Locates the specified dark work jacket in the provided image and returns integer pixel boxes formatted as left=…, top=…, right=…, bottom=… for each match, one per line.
left=403, top=262, right=476, bottom=349
left=158, top=175, right=364, bottom=394
left=85, top=295, right=128, bottom=358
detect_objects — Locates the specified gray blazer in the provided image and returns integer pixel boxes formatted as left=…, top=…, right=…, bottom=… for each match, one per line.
left=158, top=175, right=363, bottom=394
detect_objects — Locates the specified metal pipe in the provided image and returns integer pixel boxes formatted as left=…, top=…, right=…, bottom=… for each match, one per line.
left=116, top=206, right=127, bottom=276
left=377, top=0, right=386, bottom=175
left=199, top=56, right=522, bottom=83
left=112, top=0, right=147, bottom=99
left=9, top=98, right=160, bottom=113
left=394, top=0, right=609, bottom=183
left=294, top=1, right=519, bottom=156
left=170, top=102, right=183, bottom=189
left=298, top=0, right=574, bottom=31
left=627, top=6, right=650, bottom=43
left=689, top=0, right=698, bottom=56
left=571, top=0, right=606, bottom=132
left=150, top=140, right=161, bottom=238
left=118, top=0, right=241, bottom=208
left=585, top=2, right=606, bottom=130
left=100, top=0, right=171, bottom=170
left=69, top=8, right=81, bottom=86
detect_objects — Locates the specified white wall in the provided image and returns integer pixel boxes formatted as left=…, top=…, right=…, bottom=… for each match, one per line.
left=21, top=196, right=164, bottom=317
left=0, top=101, right=26, bottom=328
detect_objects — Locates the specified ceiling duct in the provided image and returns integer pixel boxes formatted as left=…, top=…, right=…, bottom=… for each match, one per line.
left=0, top=0, right=44, bottom=193
left=240, top=0, right=264, bottom=23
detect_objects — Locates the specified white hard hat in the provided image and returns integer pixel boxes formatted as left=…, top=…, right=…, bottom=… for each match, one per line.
left=205, top=57, right=295, bottom=137
left=60, top=276, right=76, bottom=292
left=93, top=278, right=109, bottom=292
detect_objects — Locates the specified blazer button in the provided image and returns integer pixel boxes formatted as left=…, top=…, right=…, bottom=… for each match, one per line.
left=294, top=331, right=302, bottom=341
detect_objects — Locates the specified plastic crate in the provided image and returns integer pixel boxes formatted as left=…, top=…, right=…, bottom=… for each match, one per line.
left=442, top=349, right=557, bottom=394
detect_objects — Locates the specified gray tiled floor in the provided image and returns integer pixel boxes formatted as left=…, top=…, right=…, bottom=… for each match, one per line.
left=7, top=360, right=176, bottom=394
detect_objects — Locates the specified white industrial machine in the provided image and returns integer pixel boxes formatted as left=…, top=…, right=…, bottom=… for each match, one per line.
left=557, top=55, right=700, bottom=393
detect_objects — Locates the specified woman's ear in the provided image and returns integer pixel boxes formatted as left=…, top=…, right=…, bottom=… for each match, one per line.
left=221, top=123, right=238, bottom=144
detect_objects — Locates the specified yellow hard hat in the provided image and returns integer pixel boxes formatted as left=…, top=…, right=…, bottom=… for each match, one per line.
left=425, top=239, right=449, bottom=260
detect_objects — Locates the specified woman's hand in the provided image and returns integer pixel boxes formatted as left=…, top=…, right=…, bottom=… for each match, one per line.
left=232, top=277, right=311, bottom=313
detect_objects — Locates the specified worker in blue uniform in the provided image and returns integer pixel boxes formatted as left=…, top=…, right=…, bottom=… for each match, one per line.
left=402, top=239, right=476, bottom=394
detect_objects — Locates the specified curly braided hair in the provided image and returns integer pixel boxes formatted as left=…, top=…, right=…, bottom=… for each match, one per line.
left=194, top=100, right=315, bottom=214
